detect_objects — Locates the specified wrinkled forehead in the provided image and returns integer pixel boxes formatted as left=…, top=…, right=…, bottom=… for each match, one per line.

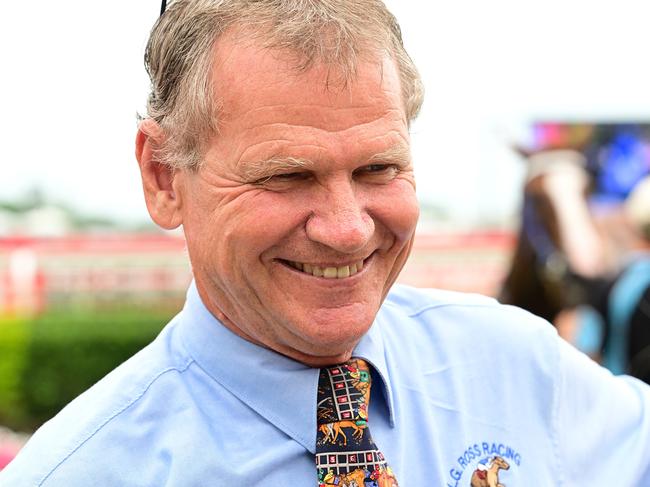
left=210, top=30, right=404, bottom=119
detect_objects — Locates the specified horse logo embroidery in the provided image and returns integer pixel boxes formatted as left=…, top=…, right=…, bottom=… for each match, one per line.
left=470, top=456, right=510, bottom=487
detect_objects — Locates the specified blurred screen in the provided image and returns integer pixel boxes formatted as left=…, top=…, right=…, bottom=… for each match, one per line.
left=529, top=122, right=650, bottom=204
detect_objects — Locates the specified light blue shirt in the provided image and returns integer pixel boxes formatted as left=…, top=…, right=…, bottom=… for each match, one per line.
left=3, top=283, right=650, bottom=486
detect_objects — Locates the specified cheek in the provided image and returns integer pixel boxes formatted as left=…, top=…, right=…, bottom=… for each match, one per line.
left=371, top=183, right=419, bottom=240
left=218, top=192, right=308, bottom=260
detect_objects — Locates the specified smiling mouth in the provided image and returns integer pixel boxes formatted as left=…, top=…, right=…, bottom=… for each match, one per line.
left=279, top=257, right=368, bottom=279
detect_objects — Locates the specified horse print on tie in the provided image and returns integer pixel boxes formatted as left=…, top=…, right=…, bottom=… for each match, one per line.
left=316, top=359, right=399, bottom=487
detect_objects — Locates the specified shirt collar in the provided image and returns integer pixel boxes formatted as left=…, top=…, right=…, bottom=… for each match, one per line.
left=177, top=281, right=396, bottom=454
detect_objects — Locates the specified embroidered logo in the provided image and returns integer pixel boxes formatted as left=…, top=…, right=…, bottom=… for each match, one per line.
left=470, top=456, right=509, bottom=487
left=446, top=442, right=521, bottom=487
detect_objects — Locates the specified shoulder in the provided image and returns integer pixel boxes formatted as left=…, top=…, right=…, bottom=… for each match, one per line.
left=1, top=318, right=193, bottom=486
left=382, top=283, right=552, bottom=335
left=384, top=283, right=500, bottom=313
left=378, top=285, right=565, bottom=442
left=379, top=284, right=559, bottom=370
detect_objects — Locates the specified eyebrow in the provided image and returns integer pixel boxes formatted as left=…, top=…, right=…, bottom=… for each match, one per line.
left=367, top=143, right=412, bottom=166
left=240, top=142, right=411, bottom=182
left=241, top=156, right=312, bottom=182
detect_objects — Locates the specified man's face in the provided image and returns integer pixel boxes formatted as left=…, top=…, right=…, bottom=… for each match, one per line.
left=176, top=38, right=419, bottom=366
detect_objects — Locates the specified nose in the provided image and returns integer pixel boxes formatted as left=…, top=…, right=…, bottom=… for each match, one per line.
left=305, top=181, right=375, bottom=254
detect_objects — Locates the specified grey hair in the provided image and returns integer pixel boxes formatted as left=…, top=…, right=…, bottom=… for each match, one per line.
left=144, top=0, right=424, bottom=170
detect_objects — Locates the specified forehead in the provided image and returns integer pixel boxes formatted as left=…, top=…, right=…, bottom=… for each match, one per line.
left=210, top=35, right=406, bottom=131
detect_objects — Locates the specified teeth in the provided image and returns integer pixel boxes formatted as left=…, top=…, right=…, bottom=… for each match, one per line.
left=323, top=267, right=338, bottom=279
left=287, top=259, right=365, bottom=279
left=337, top=266, right=350, bottom=278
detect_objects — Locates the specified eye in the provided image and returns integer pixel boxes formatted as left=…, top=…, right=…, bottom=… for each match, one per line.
left=367, top=164, right=391, bottom=172
left=269, top=172, right=309, bottom=181
left=252, top=171, right=311, bottom=188
left=354, top=164, right=400, bottom=179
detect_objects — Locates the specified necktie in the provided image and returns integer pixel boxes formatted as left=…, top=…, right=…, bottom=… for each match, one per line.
left=316, top=358, right=399, bottom=487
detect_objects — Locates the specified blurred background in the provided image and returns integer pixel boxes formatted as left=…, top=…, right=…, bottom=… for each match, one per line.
left=2, top=0, right=650, bottom=468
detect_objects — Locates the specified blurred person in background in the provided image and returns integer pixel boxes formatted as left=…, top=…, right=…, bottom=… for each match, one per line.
left=3, top=1, right=650, bottom=485
left=622, top=177, right=650, bottom=379
left=566, top=175, right=650, bottom=380
left=501, top=126, right=650, bottom=383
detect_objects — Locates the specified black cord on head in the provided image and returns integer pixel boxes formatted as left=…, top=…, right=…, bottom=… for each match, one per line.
left=160, top=0, right=167, bottom=16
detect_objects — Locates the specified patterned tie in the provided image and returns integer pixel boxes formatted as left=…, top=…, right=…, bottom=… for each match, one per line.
left=316, top=358, right=399, bottom=487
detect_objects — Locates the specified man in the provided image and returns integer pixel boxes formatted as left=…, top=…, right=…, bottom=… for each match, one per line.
left=3, top=1, right=650, bottom=485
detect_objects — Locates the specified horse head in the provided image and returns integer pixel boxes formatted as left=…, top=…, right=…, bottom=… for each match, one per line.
left=491, top=456, right=510, bottom=471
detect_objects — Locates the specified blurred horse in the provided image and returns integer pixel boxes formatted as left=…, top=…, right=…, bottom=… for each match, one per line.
left=500, top=150, right=650, bottom=381
left=500, top=150, right=608, bottom=323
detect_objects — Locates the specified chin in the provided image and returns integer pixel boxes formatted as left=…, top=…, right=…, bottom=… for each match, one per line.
left=304, top=309, right=375, bottom=346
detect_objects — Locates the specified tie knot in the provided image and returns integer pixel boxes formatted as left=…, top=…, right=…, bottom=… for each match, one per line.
left=317, top=358, right=372, bottom=426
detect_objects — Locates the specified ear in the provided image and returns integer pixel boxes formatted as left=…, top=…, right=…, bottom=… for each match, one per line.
left=135, top=119, right=184, bottom=230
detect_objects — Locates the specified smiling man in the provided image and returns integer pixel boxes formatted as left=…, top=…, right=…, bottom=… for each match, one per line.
left=3, top=1, right=650, bottom=486
left=161, top=40, right=419, bottom=367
